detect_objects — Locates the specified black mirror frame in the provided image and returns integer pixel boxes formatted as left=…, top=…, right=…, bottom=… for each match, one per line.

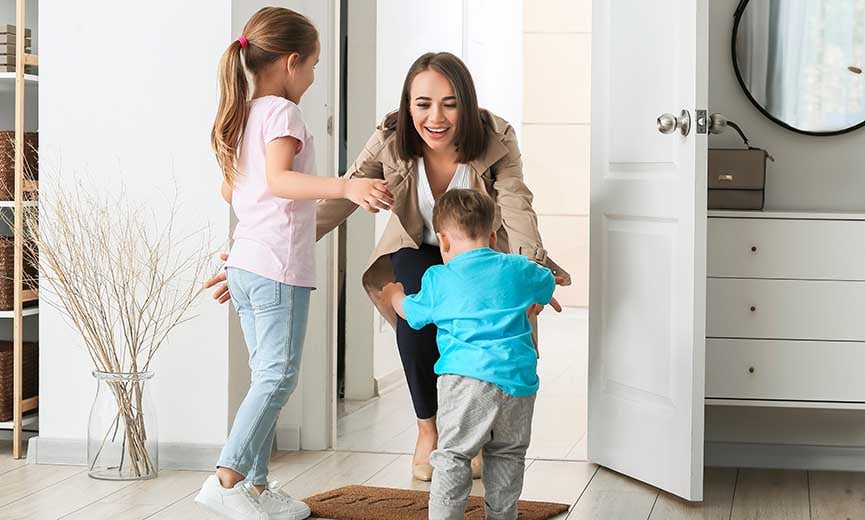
left=732, top=0, right=865, bottom=136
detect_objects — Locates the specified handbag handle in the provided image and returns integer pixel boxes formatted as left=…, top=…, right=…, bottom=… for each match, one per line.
left=709, top=113, right=775, bottom=161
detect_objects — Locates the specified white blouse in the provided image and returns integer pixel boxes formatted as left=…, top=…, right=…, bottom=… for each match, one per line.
left=417, top=157, right=471, bottom=246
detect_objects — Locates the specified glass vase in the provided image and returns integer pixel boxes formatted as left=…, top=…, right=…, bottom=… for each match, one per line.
left=87, top=370, right=158, bottom=480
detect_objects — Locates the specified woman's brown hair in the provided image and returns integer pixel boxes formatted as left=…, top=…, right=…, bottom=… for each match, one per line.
left=212, top=7, right=318, bottom=185
left=388, top=52, right=487, bottom=163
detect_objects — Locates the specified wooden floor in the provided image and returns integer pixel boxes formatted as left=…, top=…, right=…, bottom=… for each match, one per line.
left=3, top=441, right=865, bottom=519
left=336, top=309, right=589, bottom=460
left=3, top=309, right=865, bottom=519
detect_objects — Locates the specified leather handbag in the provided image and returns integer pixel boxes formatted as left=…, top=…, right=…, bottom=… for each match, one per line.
left=708, top=122, right=773, bottom=210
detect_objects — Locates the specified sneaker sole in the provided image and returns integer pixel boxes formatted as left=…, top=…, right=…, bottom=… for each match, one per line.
left=267, top=507, right=311, bottom=520
left=194, top=492, right=262, bottom=520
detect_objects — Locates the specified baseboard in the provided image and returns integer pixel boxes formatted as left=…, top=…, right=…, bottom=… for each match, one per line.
left=706, top=441, right=865, bottom=471
left=374, top=369, right=404, bottom=397
left=28, top=437, right=222, bottom=471
left=276, top=424, right=300, bottom=451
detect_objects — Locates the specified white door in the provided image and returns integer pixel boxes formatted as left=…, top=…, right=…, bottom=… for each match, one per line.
left=588, top=0, right=708, bottom=501
left=233, top=0, right=337, bottom=450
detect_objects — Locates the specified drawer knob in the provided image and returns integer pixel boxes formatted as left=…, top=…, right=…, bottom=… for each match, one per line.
left=748, top=366, right=755, bottom=374
left=750, top=245, right=758, bottom=253
left=718, top=174, right=735, bottom=182
left=750, top=305, right=757, bottom=312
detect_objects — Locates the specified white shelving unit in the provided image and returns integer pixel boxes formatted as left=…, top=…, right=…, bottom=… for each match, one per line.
left=0, top=0, right=38, bottom=459
left=0, top=200, right=35, bottom=207
left=0, top=306, right=36, bottom=318
left=0, top=72, right=37, bottom=82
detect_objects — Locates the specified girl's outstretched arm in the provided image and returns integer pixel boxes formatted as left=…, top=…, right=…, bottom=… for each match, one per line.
left=266, top=136, right=393, bottom=211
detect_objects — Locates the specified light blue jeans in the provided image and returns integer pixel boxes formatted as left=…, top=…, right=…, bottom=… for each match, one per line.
left=216, top=268, right=311, bottom=485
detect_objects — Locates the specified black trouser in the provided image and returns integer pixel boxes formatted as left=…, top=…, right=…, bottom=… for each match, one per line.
left=391, top=245, right=443, bottom=420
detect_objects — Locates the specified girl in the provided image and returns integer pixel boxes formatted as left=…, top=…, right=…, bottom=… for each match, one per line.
left=194, top=8, right=391, bottom=520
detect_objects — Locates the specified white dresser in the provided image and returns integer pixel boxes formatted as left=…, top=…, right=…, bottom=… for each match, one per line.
left=706, top=210, right=865, bottom=409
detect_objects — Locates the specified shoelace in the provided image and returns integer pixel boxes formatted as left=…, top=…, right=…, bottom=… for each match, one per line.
left=239, top=482, right=266, bottom=514
left=263, top=481, right=300, bottom=504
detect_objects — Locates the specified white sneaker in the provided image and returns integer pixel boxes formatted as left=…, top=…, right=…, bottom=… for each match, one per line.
left=258, top=481, right=311, bottom=520
left=194, top=475, right=268, bottom=520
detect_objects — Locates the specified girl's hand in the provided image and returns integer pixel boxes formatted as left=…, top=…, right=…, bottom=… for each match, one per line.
left=204, top=253, right=231, bottom=304
left=527, top=297, right=562, bottom=318
left=344, top=178, right=393, bottom=213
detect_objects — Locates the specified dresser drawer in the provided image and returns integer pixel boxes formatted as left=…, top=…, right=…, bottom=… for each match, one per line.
left=707, top=278, right=865, bottom=341
left=707, top=218, right=865, bottom=280
left=707, top=339, right=865, bottom=402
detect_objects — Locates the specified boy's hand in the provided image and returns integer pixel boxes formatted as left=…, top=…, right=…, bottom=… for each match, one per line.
left=527, top=297, right=562, bottom=317
left=379, top=282, right=405, bottom=304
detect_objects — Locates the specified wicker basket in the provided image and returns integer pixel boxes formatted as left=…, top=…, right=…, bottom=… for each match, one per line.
left=0, top=340, right=38, bottom=422
left=0, top=235, right=37, bottom=311
left=0, top=131, right=37, bottom=199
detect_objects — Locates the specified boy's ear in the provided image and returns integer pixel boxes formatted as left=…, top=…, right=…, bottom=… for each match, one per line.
left=437, top=232, right=450, bottom=253
left=489, top=230, right=497, bottom=249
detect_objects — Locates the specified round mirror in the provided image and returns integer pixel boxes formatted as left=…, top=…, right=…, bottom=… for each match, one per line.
left=733, top=0, right=865, bottom=136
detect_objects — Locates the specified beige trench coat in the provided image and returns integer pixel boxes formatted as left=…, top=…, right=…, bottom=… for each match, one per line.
left=316, top=111, right=570, bottom=334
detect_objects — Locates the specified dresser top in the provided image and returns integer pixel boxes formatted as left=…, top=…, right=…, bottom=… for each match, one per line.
left=709, top=209, right=865, bottom=221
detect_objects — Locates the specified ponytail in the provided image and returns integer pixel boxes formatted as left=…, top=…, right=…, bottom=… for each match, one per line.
left=211, top=40, right=249, bottom=186
left=211, top=7, right=318, bottom=185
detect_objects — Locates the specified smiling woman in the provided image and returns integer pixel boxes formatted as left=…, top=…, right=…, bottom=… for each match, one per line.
left=314, top=51, right=571, bottom=482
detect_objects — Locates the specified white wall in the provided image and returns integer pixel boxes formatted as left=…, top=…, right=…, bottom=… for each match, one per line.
left=705, top=0, right=865, bottom=451
left=522, top=0, right=591, bottom=307
left=366, top=0, right=523, bottom=383
left=38, top=0, right=336, bottom=457
left=709, top=0, right=865, bottom=211
left=39, top=0, right=232, bottom=446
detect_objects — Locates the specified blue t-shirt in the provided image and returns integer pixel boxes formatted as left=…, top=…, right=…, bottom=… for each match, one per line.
left=402, top=247, right=555, bottom=396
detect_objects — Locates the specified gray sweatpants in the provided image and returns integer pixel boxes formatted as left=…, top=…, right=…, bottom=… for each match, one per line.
left=428, top=375, right=536, bottom=520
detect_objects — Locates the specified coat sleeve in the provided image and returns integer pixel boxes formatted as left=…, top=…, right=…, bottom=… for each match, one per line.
left=316, top=129, right=388, bottom=241
left=492, top=124, right=572, bottom=285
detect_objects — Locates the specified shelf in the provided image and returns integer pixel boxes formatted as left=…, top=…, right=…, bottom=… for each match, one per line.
left=0, top=412, right=38, bottom=431
left=706, top=398, right=865, bottom=410
left=709, top=209, right=865, bottom=221
left=0, top=200, right=37, bottom=208
left=0, top=306, right=37, bottom=318
left=0, top=72, right=38, bottom=83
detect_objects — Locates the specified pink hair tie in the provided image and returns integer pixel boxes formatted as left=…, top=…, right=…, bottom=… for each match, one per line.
left=237, top=36, right=248, bottom=49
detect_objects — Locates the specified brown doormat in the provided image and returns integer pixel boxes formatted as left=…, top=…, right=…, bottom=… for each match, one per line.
left=304, top=485, right=570, bottom=520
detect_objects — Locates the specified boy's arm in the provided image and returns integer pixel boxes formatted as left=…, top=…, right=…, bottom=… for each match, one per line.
left=526, top=263, right=561, bottom=317
left=384, top=269, right=437, bottom=330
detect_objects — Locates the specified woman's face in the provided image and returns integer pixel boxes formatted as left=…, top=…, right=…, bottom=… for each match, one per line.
left=409, top=69, right=459, bottom=155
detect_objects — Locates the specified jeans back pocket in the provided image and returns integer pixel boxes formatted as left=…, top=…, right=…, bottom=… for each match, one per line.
left=250, top=278, right=281, bottom=311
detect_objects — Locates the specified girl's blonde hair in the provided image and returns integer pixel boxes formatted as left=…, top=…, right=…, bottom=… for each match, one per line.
left=212, top=7, right=318, bottom=185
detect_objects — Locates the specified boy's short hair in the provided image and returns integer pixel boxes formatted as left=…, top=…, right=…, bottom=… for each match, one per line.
left=432, top=189, right=496, bottom=239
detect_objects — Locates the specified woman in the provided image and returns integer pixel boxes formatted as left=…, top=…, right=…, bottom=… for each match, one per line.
left=208, top=52, right=569, bottom=481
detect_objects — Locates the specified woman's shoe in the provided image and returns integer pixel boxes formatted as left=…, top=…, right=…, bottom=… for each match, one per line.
left=412, top=463, right=433, bottom=481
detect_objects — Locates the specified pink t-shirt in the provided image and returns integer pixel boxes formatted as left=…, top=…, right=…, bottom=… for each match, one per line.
left=225, top=96, right=317, bottom=288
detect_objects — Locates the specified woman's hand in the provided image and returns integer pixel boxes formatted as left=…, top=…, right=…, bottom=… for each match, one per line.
left=204, top=253, right=231, bottom=304
left=344, top=178, right=393, bottom=213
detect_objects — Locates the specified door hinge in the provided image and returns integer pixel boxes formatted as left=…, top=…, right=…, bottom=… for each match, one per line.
left=327, top=115, right=334, bottom=136
left=696, top=110, right=708, bottom=134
